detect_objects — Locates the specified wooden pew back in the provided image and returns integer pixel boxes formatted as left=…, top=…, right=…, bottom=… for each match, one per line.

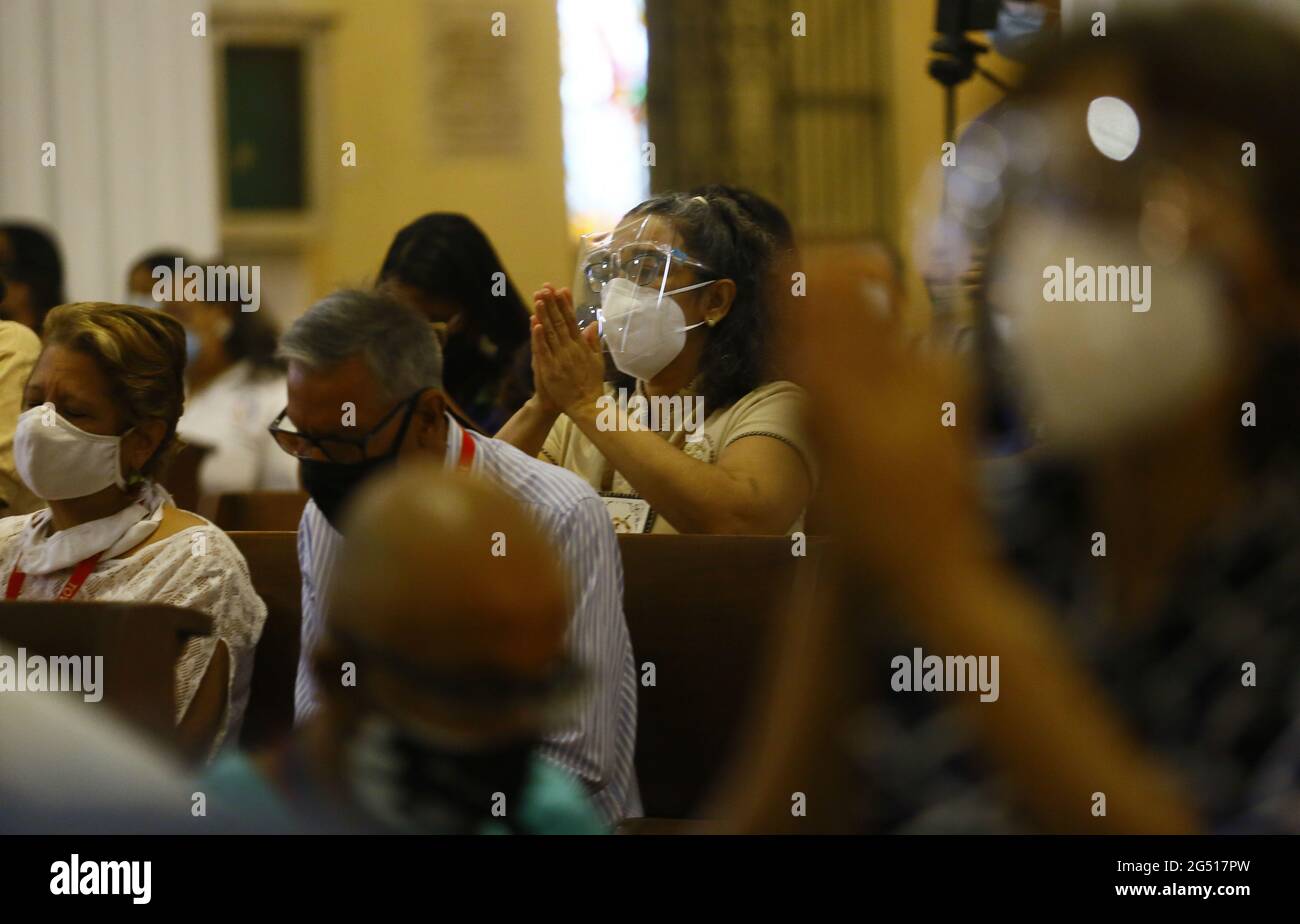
left=0, top=601, right=212, bottom=744
left=210, top=492, right=308, bottom=532
left=227, top=531, right=301, bottom=751
left=618, top=533, right=824, bottom=818
left=160, top=440, right=213, bottom=513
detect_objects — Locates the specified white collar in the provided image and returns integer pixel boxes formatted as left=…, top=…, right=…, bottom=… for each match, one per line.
left=15, top=482, right=171, bottom=575
left=442, top=414, right=478, bottom=472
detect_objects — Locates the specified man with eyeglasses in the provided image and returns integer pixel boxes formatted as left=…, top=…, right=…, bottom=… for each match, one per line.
left=271, top=289, right=641, bottom=824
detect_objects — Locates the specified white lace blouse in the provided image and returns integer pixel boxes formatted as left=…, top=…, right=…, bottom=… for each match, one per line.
left=0, top=513, right=267, bottom=755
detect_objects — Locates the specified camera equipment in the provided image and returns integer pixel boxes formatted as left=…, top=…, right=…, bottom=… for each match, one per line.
left=928, top=0, right=1008, bottom=141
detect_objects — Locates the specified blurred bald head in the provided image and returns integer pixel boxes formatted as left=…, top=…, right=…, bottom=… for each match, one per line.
left=320, top=462, right=569, bottom=741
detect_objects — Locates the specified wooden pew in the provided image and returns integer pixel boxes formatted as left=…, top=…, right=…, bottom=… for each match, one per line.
left=227, top=531, right=301, bottom=751
left=160, top=440, right=213, bottom=513
left=618, top=534, right=826, bottom=820
left=0, top=602, right=212, bottom=746
left=209, top=491, right=308, bottom=532
left=224, top=528, right=826, bottom=820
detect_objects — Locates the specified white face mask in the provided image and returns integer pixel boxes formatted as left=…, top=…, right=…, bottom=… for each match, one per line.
left=989, top=211, right=1230, bottom=453
left=14, top=404, right=131, bottom=501
left=598, top=277, right=714, bottom=382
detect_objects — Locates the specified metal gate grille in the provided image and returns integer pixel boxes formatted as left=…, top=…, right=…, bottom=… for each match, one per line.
left=646, top=0, right=893, bottom=242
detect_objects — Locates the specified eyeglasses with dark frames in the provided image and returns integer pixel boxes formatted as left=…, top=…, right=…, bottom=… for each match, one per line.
left=268, top=389, right=426, bottom=464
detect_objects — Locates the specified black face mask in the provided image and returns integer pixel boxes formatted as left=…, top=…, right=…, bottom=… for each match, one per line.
left=299, top=396, right=421, bottom=530
left=346, top=715, right=537, bottom=835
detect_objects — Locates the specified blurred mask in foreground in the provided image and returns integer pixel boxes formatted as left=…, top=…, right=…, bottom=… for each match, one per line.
left=934, top=85, right=1260, bottom=456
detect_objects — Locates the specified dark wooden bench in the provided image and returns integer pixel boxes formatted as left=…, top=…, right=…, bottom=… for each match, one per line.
left=208, top=491, right=308, bottom=532
left=618, top=534, right=826, bottom=818
left=227, top=531, right=302, bottom=751
left=0, top=601, right=213, bottom=746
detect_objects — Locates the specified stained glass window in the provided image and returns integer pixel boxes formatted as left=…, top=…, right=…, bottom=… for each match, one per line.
left=558, top=0, right=650, bottom=239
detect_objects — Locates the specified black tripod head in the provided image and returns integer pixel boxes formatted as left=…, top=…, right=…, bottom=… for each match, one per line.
left=929, top=0, right=1001, bottom=88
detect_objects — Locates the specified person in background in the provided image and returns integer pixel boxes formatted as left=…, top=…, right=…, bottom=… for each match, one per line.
left=0, top=223, right=64, bottom=333
left=169, top=278, right=298, bottom=497
left=124, top=250, right=191, bottom=310
left=0, top=303, right=266, bottom=761
left=0, top=274, right=43, bottom=516
left=203, top=464, right=606, bottom=834
left=273, top=289, right=639, bottom=824
left=714, top=3, right=1300, bottom=834
left=497, top=191, right=816, bottom=535
left=377, top=213, right=533, bottom=433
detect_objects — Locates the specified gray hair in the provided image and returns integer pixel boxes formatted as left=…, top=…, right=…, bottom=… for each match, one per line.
left=277, top=288, right=442, bottom=399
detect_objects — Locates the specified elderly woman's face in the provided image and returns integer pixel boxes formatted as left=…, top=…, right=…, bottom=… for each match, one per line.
left=23, top=344, right=126, bottom=436
left=22, top=343, right=167, bottom=484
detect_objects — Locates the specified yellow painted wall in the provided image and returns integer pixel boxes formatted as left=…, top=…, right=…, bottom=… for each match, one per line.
left=223, top=0, right=571, bottom=306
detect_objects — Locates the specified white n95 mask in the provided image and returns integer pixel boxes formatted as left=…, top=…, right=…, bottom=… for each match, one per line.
left=989, top=210, right=1229, bottom=453
left=14, top=404, right=131, bottom=501
left=598, top=277, right=714, bottom=382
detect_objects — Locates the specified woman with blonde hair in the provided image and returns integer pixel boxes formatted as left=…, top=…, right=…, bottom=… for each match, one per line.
left=0, top=303, right=266, bottom=759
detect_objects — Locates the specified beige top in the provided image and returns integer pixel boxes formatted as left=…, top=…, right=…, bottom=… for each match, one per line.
left=0, top=321, right=42, bottom=516
left=540, top=379, right=816, bottom=534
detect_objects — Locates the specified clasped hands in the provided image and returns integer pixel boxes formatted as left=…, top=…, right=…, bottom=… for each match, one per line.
left=529, top=284, right=606, bottom=422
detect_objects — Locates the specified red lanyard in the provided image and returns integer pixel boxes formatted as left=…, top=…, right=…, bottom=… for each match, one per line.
left=6, top=551, right=103, bottom=602
left=457, top=428, right=476, bottom=470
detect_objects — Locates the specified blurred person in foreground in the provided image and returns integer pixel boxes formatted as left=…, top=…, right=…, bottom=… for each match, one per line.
left=377, top=213, right=533, bottom=434
left=0, top=303, right=266, bottom=760
left=203, top=464, right=605, bottom=834
left=0, top=222, right=64, bottom=333
left=273, top=289, right=639, bottom=823
left=497, top=191, right=815, bottom=536
left=711, top=3, right=1300, bottom=833
left=0, top=659, right=197, bottom=834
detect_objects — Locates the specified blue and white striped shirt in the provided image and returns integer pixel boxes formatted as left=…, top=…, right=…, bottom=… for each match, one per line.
left=293, top=415, right=642, bottom=823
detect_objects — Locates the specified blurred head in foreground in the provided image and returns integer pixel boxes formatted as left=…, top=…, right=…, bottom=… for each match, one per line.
left=306, top=463, right=594, bottom=833
left=964, top=2, right=1300, bottom=463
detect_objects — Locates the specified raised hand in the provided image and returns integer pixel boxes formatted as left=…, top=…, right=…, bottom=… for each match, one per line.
left=531, top=283, right=606, bottom=418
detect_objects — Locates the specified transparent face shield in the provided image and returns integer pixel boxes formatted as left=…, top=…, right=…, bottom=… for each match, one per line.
left=573, top=214, right=719, bottom=380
